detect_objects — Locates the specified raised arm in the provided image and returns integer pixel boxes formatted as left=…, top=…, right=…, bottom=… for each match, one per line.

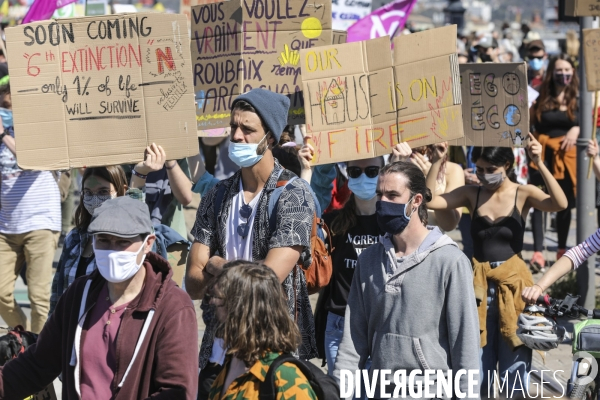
left=435, top=162, right=466, bottom=231
left=165, top=160, right=193, bottom=206
left=523, top=133, right=568, bottom=212
left=427, top=157, right=471, bottom=212
left=130, top=143, right=167, bottom=189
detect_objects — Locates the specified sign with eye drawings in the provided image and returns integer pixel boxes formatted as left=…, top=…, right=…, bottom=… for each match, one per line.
left=191, top=0, right=332, bottom=133
left=456, top=62, right=528, bottom=147
left=6, top=13, right=198, bottom=170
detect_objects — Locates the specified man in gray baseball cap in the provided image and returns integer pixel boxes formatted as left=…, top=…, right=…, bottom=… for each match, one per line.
left=0, top=196, right=198, bottom=399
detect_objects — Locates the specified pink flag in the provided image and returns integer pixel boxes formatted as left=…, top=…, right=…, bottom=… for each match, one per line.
left=22, top=0, right=77, bottom=24
left=347, top=0, right=417, bottom=42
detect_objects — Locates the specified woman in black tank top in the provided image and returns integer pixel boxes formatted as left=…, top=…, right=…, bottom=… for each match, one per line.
left=426, top=134, right=568, bottom=398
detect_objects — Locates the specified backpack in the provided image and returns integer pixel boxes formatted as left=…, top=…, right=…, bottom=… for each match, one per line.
left=258, top=353, right=340, bottom=400
left=267, top=175, right=333, bottom=295
left=213, top=169, right=333, bottom=295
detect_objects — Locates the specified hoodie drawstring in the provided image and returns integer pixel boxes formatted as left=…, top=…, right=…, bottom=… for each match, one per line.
left=70, top=279, right=92, bottom=398
left=118, top=309, right=156, bottom=388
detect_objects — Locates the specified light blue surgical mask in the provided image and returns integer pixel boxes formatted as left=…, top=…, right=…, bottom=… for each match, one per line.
left=0, top=108, right=13, bottom=128
left=528, top=58, right=544, bottom=72
left=228, top=134, right=268, bottom=168
left=348, top=174, right=378, bottom=200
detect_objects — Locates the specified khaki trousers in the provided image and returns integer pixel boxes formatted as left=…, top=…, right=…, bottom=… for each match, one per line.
left=0, top=230, right=58, bottom=333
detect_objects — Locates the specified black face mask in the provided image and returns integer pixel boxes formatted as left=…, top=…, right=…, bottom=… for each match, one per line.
left=376, top=199, right=415, bottom=235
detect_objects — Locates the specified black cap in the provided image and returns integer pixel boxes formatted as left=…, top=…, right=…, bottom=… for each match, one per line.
left=88, top=196, right=153, bottom=238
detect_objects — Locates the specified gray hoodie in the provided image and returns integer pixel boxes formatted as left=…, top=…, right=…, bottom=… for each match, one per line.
left=333, top=227, right=480, bottom=399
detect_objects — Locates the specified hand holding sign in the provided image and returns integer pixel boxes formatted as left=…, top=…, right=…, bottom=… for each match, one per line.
left=135, top=143, right=167, bottom=175
left=588, top=139, right=599, bottom=158
left=412, top=152, right=432, bottom=176
left=298, top=136, right=315, bottom=170
left=390, top=143, right=412, bottom=163
left=526, top=133, right=542, bottom=165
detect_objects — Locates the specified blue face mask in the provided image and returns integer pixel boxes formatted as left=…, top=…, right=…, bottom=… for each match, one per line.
left=376, top=198, right=415, bottom=235
left=347, top=174, right=378, bottom=200
left=228, top=134, right=267, bottom=168
left=528, top=58, right=544, bottom=72
left=0, top=108, right=13, bottom=128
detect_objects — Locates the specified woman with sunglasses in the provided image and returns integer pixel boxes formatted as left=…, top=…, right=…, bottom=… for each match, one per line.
left=393, top=141, right=465, bottom=232
left=529, top=54, right=579, bottom=272
left=314, top=154, right=386, bottom=376
left=426, top=135, right=567, bottom=398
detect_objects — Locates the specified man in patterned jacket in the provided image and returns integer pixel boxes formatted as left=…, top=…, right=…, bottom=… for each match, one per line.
left=186, top=89, right=317, bottom=399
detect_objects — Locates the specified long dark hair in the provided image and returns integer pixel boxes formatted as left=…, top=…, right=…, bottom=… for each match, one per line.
left=330, top=157, right=385, bottom=236
left=379, top=161, right=432, bottom=225
left=532, top=54, right=579, bottom=123
left=74, top=166, right=128, bottom=231
left=211, top=262, right=301, bottom=367
left=471, top=147, right=518, bottom=183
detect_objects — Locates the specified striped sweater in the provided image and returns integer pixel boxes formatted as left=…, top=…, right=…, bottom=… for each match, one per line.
left=564, top=228, right=600, bottom=268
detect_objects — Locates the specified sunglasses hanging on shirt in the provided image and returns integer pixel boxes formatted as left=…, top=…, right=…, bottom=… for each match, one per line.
left=237, top=203, right=252, bottom=238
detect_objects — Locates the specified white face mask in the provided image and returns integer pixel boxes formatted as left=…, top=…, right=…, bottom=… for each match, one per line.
left=93, top=236, right=149, bottom=283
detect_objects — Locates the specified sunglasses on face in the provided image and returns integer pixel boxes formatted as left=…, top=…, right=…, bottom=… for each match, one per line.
left=347, top=166, right=380, bottom=179
left=528, top=55, right=544, bottom=60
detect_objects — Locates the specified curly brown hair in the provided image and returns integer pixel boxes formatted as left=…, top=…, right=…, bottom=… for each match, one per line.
left=211, top=262, right=300, bottom=367
left=532, top=54, right=579, bottom=124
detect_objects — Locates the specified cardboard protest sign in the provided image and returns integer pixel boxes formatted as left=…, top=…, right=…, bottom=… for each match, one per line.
left=583, top=28, right=600, bottom=91
left=565, top=0, right=600, bottom=16
left=6, top=13, right=198, bottom=170
left=181, top=0, right=220, bottom=25
left=301, top=36, right=398, bottom=164
left=392, top=25, right=463, bottom=148
left=454, top=62, right=528, bottom=148
left=300, top=25, right=462, bottom=165
left=333, top=29, right=347, bottom=44
left=191, top=0, right=332, bottom=132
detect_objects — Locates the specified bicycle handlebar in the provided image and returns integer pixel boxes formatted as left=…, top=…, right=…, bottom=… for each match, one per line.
left=537, top=295, right=550, bottom=306
left=532, top=294, right=600, bottom=319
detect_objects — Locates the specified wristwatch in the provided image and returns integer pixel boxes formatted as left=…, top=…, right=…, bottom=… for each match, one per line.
left=0, top=129, right=7, bottom=142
